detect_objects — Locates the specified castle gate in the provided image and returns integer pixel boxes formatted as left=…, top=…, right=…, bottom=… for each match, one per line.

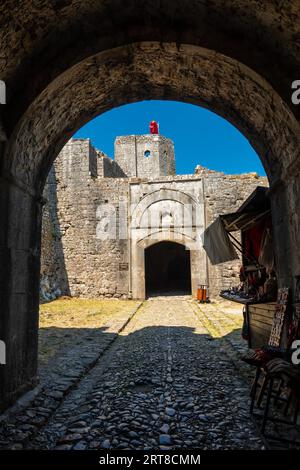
left=130, top=185, right=206, bottom=300
left=145, top=241, right=192, bottom=297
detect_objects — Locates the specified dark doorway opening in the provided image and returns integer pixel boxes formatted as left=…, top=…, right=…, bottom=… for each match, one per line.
left=145, top=241, right=192, bottom=297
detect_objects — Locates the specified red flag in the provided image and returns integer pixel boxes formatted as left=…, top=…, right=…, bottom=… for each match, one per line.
left=150, top=121, right=159, bottom=134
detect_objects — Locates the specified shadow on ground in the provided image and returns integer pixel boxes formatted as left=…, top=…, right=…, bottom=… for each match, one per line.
left=0, top=305, right=267, bottom=450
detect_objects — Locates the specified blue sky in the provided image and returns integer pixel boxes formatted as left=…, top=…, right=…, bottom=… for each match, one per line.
left=74, top=100, right=266, bottom=176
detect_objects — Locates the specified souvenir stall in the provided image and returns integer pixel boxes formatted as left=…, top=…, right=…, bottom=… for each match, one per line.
left=203, top=186, right=279, bottom=349
left=203, top=186, right=300, bottom=445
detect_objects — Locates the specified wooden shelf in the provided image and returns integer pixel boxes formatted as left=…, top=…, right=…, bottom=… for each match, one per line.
left=219, top=293, right=259, bottom=305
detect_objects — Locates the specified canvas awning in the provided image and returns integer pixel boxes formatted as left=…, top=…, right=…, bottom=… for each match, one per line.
left=202, top=186, right=271, bottom=265
left=202, top=216, right=239, bottom=265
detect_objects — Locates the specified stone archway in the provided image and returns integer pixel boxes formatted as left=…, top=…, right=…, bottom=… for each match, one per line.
left=130, top=183, right=207, bottom=299
left=0, top=1, right=300, bottom=410
left=132, top=232, right=202, bottom=301
left=3, top=42, right=300, bottom=191
left=1, top=41, right=300, bottom=411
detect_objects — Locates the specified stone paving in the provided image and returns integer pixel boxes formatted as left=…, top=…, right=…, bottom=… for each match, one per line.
left=0, top=298, right=263, bottom=450
left=0, top=299, right=142, bottom=450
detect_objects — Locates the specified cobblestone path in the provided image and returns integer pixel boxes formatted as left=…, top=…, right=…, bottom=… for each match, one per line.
left=0, top=299, right=263, bottom=450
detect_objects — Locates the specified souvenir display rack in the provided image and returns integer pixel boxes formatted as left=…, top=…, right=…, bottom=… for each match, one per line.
left=203, top=186, right=280, bottom=348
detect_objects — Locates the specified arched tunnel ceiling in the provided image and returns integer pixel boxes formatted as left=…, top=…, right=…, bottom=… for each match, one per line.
left=4, top=43, right=299, bottom=193
left=0, top=0, right=300, bottom=132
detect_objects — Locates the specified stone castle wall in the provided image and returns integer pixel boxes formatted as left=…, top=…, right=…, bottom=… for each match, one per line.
left=41, top=139, right=131, bottom=300
left=97, top=150, right=127, bottom=178
left=41, top=138, right=268, bottom=301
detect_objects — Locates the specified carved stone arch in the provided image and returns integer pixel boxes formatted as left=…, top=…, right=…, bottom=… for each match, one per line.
left=131, top=187, right=199, bottom=229
left=136, top=229, right=197, bottom=247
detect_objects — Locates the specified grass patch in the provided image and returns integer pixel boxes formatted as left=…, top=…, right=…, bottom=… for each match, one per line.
left=39, top=297, right=140, bottom=329
left=38, top=298, right=141, bottom=370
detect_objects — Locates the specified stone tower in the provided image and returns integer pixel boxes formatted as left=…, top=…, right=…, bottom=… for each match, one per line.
left=114, top=134, right=176, bottom=178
